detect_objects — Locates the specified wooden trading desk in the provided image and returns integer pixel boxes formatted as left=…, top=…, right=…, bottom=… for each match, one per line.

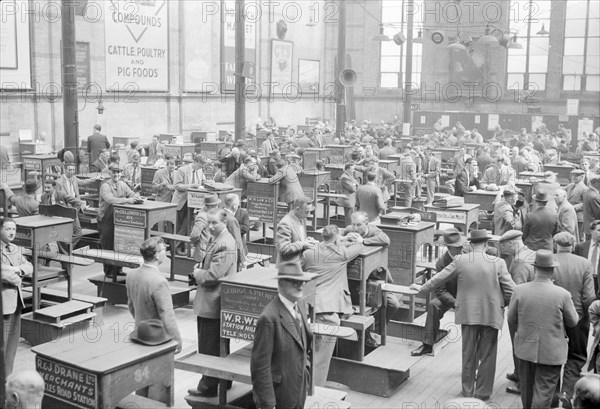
left=13, top=215, right=74, bottom=311
left=21, top=154, right=62, bottom=180
left=163, top=143, right=196, bottom=163
left=424, top=203, right=480, bottom=233
left=463, top=190, right=499, bottom=212
left=299, top=170, right=330, bottom=230
left=377, top=222, right=435, bottom=286
left=198, top=141, right=227, bottom=160
left=324, top=145, right=352, bottom=166
left=304, top=148, right=330, bottom=169
left=346, top=246, right=389, bottom=316
left=544, top=164, right=574, bottom=185
left=33, top=329, right=178, bottom=409
left=112, top=136, right=140, bottom=147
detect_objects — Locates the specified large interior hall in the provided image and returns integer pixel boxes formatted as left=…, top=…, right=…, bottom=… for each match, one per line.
left=1, top=1, right=600, bottom=408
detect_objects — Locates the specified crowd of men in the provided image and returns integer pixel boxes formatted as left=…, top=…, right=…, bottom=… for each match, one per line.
left=2, top=118, right=600, bottom=408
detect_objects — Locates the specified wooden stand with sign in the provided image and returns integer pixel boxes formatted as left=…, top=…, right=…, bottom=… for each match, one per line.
left=246, top=180, right=282, bottom=263
left=32, top=328, right=178, bottom=409
left=463, top=190, right=499, bottom=212
left=544, top=164, right=575, bottom=186
left=424, top=203, right=480, bottom=233
left=87, top=201, right=189, bottom=306
left=325, top=145, right=353, bottom=166
left=140, top=166, right=158, bottom=198
left=163, top=143, right=196, bottom=164
left=299, top=170, right=330, bottom=230
left=198, top=141, right=227, bottom=160
left=21, top=154, right=62, bottom=180
left=176, top=267, right=352, bottom=409
left=112, top=136, right=140, bottom=148
left=303, top=148, right=330, bottom=170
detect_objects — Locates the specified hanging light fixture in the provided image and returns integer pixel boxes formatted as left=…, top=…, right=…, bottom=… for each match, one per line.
left=508, top=34, right=523, bottom=49
left=413, top=29, right=424, bottom=44
left=372, top=24, right=391, bottom=41
left=306, top=16, right=316, bottom=27
left=478, top=25, right=499, bottom=45
left=536, top=24, right=549, bottom=35
left=448, top=33, right=467, bottom=51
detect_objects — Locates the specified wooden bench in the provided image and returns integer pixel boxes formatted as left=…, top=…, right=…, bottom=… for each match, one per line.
left=22, top=288, right=108, bottom=325
left=338, top=314, right=375, bottom=361
left=116, top=394, right=168, bottom=409
left=22, top=249, right=94, bottom=266
left=176, top=346, right=351, bottom=409
left=73, top=248, right=144, bottom=269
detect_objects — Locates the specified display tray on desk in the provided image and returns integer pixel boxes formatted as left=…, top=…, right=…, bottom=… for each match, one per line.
left=33, top=300, right=94, bottom=325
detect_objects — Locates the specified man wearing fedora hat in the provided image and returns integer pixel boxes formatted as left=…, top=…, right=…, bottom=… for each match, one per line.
left=251, top=261, right=317, bottom=409
left=411, top=228, right=465, bottom=357
left=411, top=229, right=515, bottom=401
left=553, top=232, right=595, bottom=402
left=523, top=191, right=558, bottom=251
left=508, top=249, right=579, bottom=409
left=189, top=208, right=237, bottom=398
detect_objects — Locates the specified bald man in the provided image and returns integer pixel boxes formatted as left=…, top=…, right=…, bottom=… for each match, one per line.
left=5, top=370, right=45, bottom=409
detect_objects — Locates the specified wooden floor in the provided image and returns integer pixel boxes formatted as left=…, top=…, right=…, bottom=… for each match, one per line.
left=13, top=250, right=593, bottom=409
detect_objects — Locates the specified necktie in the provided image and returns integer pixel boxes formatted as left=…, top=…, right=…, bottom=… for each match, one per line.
left=294, top=303, right=304, bottom=346
left=70, top=179, right=76, bottom=197
left=132, top=167, right=137, bottom=184
left=591, top=243, right=599, bottom=276
left=192, top=170, right=197, bottom=185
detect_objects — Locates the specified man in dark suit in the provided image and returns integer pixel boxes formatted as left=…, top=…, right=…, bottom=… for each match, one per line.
left=3, top=180, right=39, bottom=217
left=411, top=230, right=515, bottom=401
left=219, top=147, right=245, bottom=177
left=152, top=158, right=176, bottom=203
left=276, top=196, right=317, bottom=266
left=411, top=229, right=464, bottom=357
left=126, top=237, right=182, bottom=402
left=89, top=149, right=110, bottom=174
left=225, top=157, right=261, bottom=197
left=553, top=232, right=596, bottom=401
left=269, top=158, right=304, bottom=206
left=337, top=163, right=358, bottom=226
left=523, top=191, right=558, bottom=251
left=189, top=208, right=238, bottom=398
left=251, top=261, right=317, bottom=409
left=566, top=169, right=589, bottom=241
left=356, top=171, right=386, bottom=223
left=1, top=218, right=34, bottom=377
left=225, top=193, right=250, bottom=244
left=302, top=225, right=364, bottom=386
left=454, top=158, right=480, bottom=197
left=87, top=124, right=110, bottom=164
left=574, top=219, right=600, bottom=294
left=508, top=250, right=579, bottom=409
left=583, top=177, right=600, bottom=240
left=422, top=148, right=441, bottom=204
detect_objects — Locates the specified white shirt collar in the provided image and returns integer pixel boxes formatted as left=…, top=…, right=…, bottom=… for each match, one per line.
left=278, top=294, right=297, bottom=319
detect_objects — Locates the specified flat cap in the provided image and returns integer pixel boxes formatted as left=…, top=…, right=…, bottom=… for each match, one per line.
left=498, top=230, right=523, bottom=243
left=571, top=169, right=585, bottom=175
left=554, top=232, right=576, bottom=247
left=108, top=163, right=123, bottom=172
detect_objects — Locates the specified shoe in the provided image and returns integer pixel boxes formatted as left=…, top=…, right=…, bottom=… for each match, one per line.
left=506, top=384, right=521, bottom=395
left=187, top=388, right=218, bottom=398
left=474, top=394, right=490, bottom=401
left=558, top=392, right=572, bottom=409
left=365, top=332, right=380, bottom=348
left=411, top=344, right=433, bottom=356
left=506, top=372, right=519, bottom=383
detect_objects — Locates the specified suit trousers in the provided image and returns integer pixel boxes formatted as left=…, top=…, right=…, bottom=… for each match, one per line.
left=197, top=317, right=230, bottom=392
left=99, top=216, right=121, bottom=276
left=425, top=178, right=437, bottom=204
left=374, top=294, right=401, bottom=332
left=402, top=182, right=416, bottom=208
left=518, top=360, right=561, bottom=409
left=313, top=312, right=341, bottom=387
left=422, top=297, right=453, bottom=346
left=562, top=317, right=590, bottom=397
left=508, top=322, right=521, bottom=384
left=176, top=206, right=189, bottom=237
left=3, top=303, right=21, bottom=377
left=461, top=324, right=498, bottom=398
left=343, top=206, right=354, bottom=227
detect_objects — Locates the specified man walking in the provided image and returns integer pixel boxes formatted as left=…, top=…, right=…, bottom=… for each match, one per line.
left=523, top=191, right=558, bottom=251
left=87, top=124, right=110, bottom=164
left=411, top=230, right=515, bottom=401
left=508, top=249, right=579, bottom=409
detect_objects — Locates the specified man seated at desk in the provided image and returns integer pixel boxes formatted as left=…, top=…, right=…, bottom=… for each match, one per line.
left=341, top=211, right=398, bottom=347
left=480, top=155, right=516, bottom=191
left=3, top=180, right=40, bottom=217
left=302, top=225, right=364, bottom=386
left=41, top=177, right=84, bottom=251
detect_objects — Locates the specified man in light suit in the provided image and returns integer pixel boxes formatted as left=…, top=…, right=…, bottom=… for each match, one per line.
left=480, top=155, right=516, bottom=191
left=337, top=163, right=358, bottom=226
left=508, top=250, right=579, bottom=409
left=41, top=178, right=84, bottom=250
left=552, top=232, right=595, bottom=401
left=225, top=157, right=261, bottom=197
left=225, top=193, right=250, bottom=245
left=172, top=154, right=205, bottom=240
left=122, top=152, right=142, bottom=192
left=411, top=230, right=515, bottom=401
left=555, top=189, right=579, bottom=238
left=1, top=218, right=34, bottom=377
left=56, top=162, right=99, bottom=200
left=268, top=158, right=304, bottom=206
left=574, top=219, right=600, bottom=294
left=189, top=209, right=237, bottom=398
left=566, top=169, right=589, bottom=242
left=145, top=134, right=164, bottom=166
left=152, top=158, right=176, bottom=203
left=422, top=148, right=441, bottom=204
left=398, top=151, right=418, bottom=207
left=261, top=131, right=278, bottom=156
left=276, top=196, right=317, bottom=266
left=126, top=237, right=182, bottom=401
left=356, top=171, right=386, bottom=223
left=251, top=261, right=317, bottom=409
left=302, top=225, right=364, bottom=386
left=583, top=177, right=600, bottom=240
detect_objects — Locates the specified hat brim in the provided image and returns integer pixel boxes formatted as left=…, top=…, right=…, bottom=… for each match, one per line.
left=277, top=272, right=318, bottom=281
left=130, top=332, right=173, bottom=346
left=532, top=262, right=560, bottom=268
left=533, top=196, right=548, bottom=202
left=436, top=236, right=466, bottom=247
left=468, top=235, right=492, bottom=241
left=205, top=199, right=222, bottom=206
